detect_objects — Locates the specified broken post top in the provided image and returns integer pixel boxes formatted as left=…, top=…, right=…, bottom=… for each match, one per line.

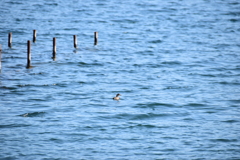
left=33, top=30, right=37, bottom=43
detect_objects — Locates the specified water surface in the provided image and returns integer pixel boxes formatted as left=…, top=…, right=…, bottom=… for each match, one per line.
left=0, top=0, right=240, bottom=159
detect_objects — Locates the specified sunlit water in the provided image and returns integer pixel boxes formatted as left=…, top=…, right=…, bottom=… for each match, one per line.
left=1, top=0, right=240, bottom=159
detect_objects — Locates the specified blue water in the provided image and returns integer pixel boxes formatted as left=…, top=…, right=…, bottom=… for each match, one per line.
left=1, top=0, right=240, bottom=159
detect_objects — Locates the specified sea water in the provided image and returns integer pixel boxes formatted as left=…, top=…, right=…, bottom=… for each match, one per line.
left=0, top=0, right=240, bottom=159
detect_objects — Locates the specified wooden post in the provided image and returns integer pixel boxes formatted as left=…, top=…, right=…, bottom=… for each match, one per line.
left=73, top=35, right=77, bottom=48
left=8, top=32, right=12, bottom=48
left=26, top=40, right=31, bottom=68
left=94, top=32, right=98, bottom=45
left=52, top=37, right=56, bottom=60
left=33, top=30, right=37, bottom=43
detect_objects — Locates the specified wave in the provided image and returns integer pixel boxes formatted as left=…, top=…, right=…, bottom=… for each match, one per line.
left=100, top=112, right=187, bottom=121
left=134, top=102, right=176, bottom=108
left=18, top=112, right=46, bottom=117
left=0, top=124, right=31, bottom=128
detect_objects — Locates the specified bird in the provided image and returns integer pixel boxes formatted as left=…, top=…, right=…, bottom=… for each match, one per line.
left=113, top=93, right=121, bottom=100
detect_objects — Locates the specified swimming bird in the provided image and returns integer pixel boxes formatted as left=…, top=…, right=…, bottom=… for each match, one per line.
left=113, top=93, right=121, bottom=100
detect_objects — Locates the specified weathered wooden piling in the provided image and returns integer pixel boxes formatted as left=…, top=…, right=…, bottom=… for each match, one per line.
left=33, top=30, right=37, bottom=43
left=52, top=37, right=56, bottom=60
left=26, top=40, right=31, bottom=68
left=8, top=32, right=12, bottom=48
left=94, top=32, right=98, bottom=45
left=73, top=35, right=77, bottom=48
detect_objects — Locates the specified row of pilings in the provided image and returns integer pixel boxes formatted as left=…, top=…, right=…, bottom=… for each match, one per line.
left=0, top=31, right=99, bottom=69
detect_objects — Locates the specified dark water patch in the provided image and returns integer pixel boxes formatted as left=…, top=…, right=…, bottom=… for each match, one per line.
left=76, top=9, right=90, bottom=13
left=229, top=18, right=240, bottom=22
left=159, top=148, right=177, bottom=152
left=163, top=85, right=194, bottom=90
left=127, top=123, right=169, bottom=129
left=183, top=117, right=195, bottom=121
left=4, top=56, right=25, bottom=59
left=133, top=63, right=163, bottom=69
left=149, top=40, right=162, bottom=43
left=18, top=112, right=46, bottom=117
left=230, top=105, right=240, bottom=108
left=209, top=138, right=238, bottom=143
left=28, top=98, right=47, bottom=102
left=78, top=61, right=104, bottom=67
left=49, top=138, right=63, bottom=143
left=63, top=27, right=80, bottom=31
left=161, top=61, right=182, bottom=65
left=29, top=72, right=46, bottom=75
left=0, top=124, right=31, bottom=128
left=134, top=102, right=175, bottom=108
left=147, top=63, right=164, bottom=68
left=17, top=83, right=57, bottom=88
left=5, top=64, right=25, bottom=69
left=112, top=112, right=179, bottom=121
left=0, top=156, right=18, bottom=160
left=96, top=3, right=107, bottom=7
left=98, top=113, right=164, bottom=120
left=77, top=81, right=89, bottom=85
left=131, top=124, right=156, bottom=129
left=0, top=86, right=18, bottom=90
left=6, top=1, right=23, bottom=5
left=162, top=136, right=179, bottom=140
left=86, top=73, right=106, bottom=77
left=228, top=2, right=240, bottom=5
left=204, top=111, right=217, bottom=114
left=222, top=120, right=239, bottom=123
left=225, top=11, right=240, bottom=16
left=97, top=20, right=108, bottom=23
left=184, top=103, right=206, bottom=107
left=139, top=86, right=152, bottom=90
left=134, top=50, right=157, bottom=55
left=111, top=19, right=139, bottom=24
left=215, top=81, right=240, bottom=86
left=198, top=73, right=217, bottom=77
left=76, top=80, right=97, bottom=86
left=183, top=103, right=217, bottom=112
left=44, top=2, right=58, bottom=6
left=228, top=99, right=240, bottom=104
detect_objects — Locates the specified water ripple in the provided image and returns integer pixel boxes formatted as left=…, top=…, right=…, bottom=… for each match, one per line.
left=1, top=0, right=240, bottom=159
left=18, top=112, right=46, bottom=117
